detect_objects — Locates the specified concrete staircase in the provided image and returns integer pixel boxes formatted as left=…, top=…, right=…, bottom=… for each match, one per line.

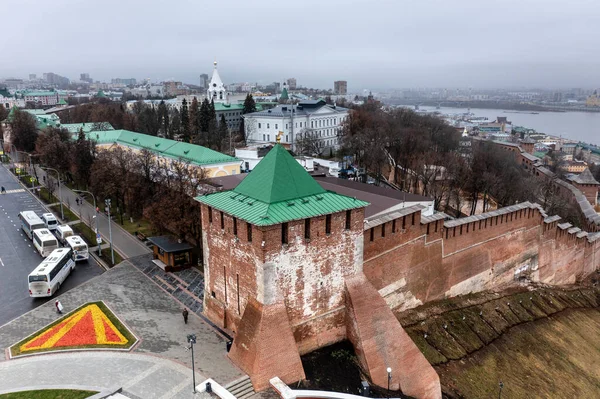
left=225, top=375, right=255, bottom=399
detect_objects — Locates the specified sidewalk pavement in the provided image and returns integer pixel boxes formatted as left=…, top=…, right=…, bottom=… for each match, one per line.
left=0, top=352, right=202, bottom=399
left=34, top=166, right=151, bottom=259
left=0, top=262, right=243, bottom=397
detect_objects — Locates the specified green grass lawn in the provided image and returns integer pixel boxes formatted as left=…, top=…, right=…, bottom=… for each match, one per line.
left=38, top=187, right=60, bottom=204
left=71, top=223, right=124, bottom=267
left=120, top=216, right=154, bottom=238
left=0, top=389, right=97, bottom=399
left=49, top=204, right=79, bottom=223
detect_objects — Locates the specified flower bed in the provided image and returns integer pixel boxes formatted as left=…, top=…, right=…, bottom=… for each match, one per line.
left=9, top=301, right=137, bottom=358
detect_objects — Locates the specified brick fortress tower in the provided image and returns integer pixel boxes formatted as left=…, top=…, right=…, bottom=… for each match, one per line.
left=196, top=145, right=441, bottom=397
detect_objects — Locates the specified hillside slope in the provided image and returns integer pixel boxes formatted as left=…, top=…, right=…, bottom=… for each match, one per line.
left=395, top=285, right=600, bottom=398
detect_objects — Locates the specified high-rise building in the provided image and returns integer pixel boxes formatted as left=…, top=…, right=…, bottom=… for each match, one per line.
left=111, top=78, right=137, bottom=85
left=286, top=78, right=297, bottom=90
left=43, top=72, right=70, bottom=87
left=334, top=80, right=347, bottom=95
left=199, top=73, right=209, bottom=89
left=80, top=73, right=93, bottom=83
left=29, top=74, right=36, bottom=81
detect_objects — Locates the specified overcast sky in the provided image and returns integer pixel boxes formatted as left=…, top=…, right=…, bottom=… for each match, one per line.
left=1, top=0, right=599, bottom=90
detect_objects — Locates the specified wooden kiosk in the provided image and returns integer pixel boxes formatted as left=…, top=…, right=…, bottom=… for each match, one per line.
left=147, top=235, right=195, bottom=272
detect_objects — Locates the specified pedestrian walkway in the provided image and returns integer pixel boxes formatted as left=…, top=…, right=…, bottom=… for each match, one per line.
left=34, top=166, right=151, bottom=259
left=0, top=352, right=202, bottom=399
left=128, top=255, right=209, bottom=328
left=0, top=262, right=241, bottom=383
left=1, top=188, right=25, bottom=195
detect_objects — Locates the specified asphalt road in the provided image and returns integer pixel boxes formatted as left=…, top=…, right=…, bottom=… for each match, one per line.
left=0, top=165, right=104, bottom=327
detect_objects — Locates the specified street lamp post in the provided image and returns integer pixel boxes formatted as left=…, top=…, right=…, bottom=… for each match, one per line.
left=41, top=167, right=64, bottom=220
left=73, top=190, right=100, bottom=256
left=387, top=367, right=392, bottom=399
left=105, top=198, right=114, bottom=265
left=187, top=334, right=197, bottom=393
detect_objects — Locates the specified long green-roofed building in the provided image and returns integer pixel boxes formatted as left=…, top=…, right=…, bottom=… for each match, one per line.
left=80, top=129, right=241, bottom=177
left=196, top=144, right=368, bottom=225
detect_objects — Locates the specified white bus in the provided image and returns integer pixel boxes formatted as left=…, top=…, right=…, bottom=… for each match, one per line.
left=65, top=235, right=89, bottom=262
left=42, top=213, right=58, bottom=231
left=55, top=225, right=74, bottom=245
left=19, top=211, right=45, bottom=240
left=32, top=228, right=60, bottom=257
left=28, top=248, right=75, bottom=297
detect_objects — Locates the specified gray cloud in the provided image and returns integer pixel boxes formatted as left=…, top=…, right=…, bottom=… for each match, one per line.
left=1, top=0, right=599, bottom=90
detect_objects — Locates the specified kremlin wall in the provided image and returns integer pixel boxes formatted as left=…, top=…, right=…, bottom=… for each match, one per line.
left=195, top=145, right=600, bottom=399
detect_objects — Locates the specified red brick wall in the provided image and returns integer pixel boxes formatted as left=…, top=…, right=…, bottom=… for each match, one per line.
left=572, top=182, right=599, bottom=205
left=201, top=204, right=264, bottom=333
left=362, top=205, right=599, bottom=312
left=202, top=204, right=365, bottom=343
left=263, top=209, right=365, bottom=349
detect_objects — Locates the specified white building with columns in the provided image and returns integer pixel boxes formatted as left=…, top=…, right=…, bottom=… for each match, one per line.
left=243, top=99, right=349, bottom=154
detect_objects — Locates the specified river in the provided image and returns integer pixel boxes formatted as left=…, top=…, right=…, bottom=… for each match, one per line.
left=416, top=106, right=600, bottom=146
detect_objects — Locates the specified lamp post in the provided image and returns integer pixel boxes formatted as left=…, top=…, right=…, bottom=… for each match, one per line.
left=41, top=167, right=64, bottom=220
left=498, top=381, right=504, bottom=399
left=73, top=190, right=99, bottom=256
left=187, top=334, right=197, bottom=393
left=105, top=198, right=114, bottom=264
left=387, top=367, right=392, bottom=399
left=14, top=150, right=34, bottom=188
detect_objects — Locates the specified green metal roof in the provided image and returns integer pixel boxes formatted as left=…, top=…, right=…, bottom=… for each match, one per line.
left=214, top=103, right=244, bottom=111
left=163, top=141, right=239, bottom=165
left=236, top=145, right=325, bottom=203
left=196, top=145, right=368, bottom=225
left=81, top=129, right=239, bottom=167
left=22, top=90, right=57, bottom=97
left=214, top=102, right=264, bottom=112
left=280, top=87, right=289, bottom=100
left=61, top=122, right=114, bottom=133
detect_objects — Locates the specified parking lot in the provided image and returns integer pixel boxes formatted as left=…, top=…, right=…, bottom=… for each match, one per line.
left=0, top=165, right=104, bottom=327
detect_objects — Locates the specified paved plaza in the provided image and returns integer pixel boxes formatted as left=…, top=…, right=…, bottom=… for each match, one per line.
left=0, top=261, right=243, bottom=398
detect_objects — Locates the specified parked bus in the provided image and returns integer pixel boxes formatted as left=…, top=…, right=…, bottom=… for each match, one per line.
left=55, top=225, right=74, bottom=245
left=28, top=248, right=75, bottom=297
left=19, top=211, right=45, bottom=240
left=65, top=235, right=89, bottom=262
left=42, top=213, right=58, bottom=231
left=32, top=228, right=60, bottom=257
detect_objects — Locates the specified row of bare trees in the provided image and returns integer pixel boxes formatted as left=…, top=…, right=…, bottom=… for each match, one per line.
left=34, top=125, right=206, bottom=242
left=339, top=104, right=584, bottom=225
left=89, top=147, right=205, bottom=243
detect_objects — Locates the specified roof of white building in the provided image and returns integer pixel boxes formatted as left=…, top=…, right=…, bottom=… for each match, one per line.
left=245, top=99, right=348, bottom=118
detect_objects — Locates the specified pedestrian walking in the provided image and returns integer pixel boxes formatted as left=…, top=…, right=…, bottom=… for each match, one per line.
left=182, top=308, right=189, bottom=324
left=76, top=197, right=80, bottom=206
left=55, top=300, right=64, bottom=314
left=0, top=186, right=5, bottom=194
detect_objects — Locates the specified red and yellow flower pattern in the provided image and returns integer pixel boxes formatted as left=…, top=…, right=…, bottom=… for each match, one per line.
left=18, top=303, right=131, bottom=353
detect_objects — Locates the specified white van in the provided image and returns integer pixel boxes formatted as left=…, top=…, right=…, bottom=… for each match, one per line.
left=55, top=225, right=74, bottom=245
left=65, top=235, right=89, bottom=262
left=28, top=248, right=75, bottom=297
left=32, top=228, right=59, bottom=257
left=42, top=213, right=59, bottom=231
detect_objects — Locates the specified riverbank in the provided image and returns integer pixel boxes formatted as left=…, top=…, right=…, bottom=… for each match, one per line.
left=390, top=100, right=600, bottom=113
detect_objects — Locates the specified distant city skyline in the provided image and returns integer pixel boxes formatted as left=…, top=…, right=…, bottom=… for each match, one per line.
left=2, top=1, right=600, bottom=90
